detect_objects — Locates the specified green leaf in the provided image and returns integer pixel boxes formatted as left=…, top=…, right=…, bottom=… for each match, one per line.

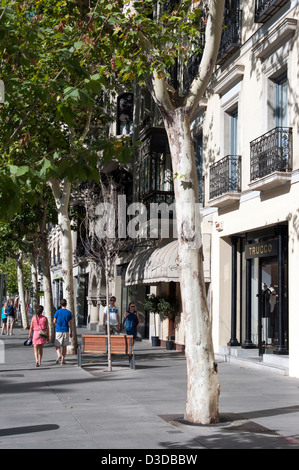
left=57, top=104, right=76, bottom=127
left=64, top=87, right=80, bottom=100
left=9, top=165, right=30, bottom=176
left=73, top=40, right=85, bottom=50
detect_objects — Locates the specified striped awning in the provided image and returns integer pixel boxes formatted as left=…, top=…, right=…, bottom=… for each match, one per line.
left=125, top=236, right=211, bottom=286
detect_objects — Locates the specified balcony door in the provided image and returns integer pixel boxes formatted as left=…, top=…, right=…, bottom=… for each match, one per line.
left=275, top=74, right=288, bottom=128
left=229, top=108, right=239, bottom=192
left=230, top=109, right=238, bottom=155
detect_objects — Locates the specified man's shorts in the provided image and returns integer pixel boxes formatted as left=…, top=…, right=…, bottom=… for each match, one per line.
left=55, top=332, right=69, bottom=347
left=7, top=317, right=14, bottom=327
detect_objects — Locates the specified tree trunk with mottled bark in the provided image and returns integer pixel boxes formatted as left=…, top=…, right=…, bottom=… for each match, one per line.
left=40, top=230, right=55, bottom=342
left=17, top=251, right=29, bottom=330
left=49, top=179, right=77, bottom=353
left=164, top=110, right=219, bottom=424
left=125, top=0, right=225, bottom=423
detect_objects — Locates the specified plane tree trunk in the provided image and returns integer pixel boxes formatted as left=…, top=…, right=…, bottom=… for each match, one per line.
left=164, top=109, right=219, bottom=424
left=127, top=0, right=225, bottom=423
left=49, top=178, right=77, bottom=353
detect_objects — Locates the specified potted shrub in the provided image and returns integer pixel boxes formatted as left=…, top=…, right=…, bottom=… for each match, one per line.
left=144, top=294, right=161, bottom=346
left=165, top=336, right=175, bottom=350
left=157, top=296, right=179, bottom=350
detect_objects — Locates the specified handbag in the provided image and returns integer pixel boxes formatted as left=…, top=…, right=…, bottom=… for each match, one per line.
left=24, top=337, right=32, bottom=346
left=39, top=329, right=48, bottom=339
left=36, top=315, right=48, bottom=339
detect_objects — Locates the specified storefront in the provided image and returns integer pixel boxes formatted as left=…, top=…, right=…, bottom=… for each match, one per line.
left=228, top=224, right=288, bottom=356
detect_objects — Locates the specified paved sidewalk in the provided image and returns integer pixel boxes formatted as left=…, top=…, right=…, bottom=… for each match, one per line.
left=0, top=325, right=299, bottom=450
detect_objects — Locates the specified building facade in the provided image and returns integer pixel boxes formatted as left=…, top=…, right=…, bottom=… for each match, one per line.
left=122, top=0, right=299, bottom=374
left=196, top=0, right=298, bottom=376
left=46, top=0, right=299, bottom=376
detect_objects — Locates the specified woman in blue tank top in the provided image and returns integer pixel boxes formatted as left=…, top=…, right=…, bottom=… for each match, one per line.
left=123, top=302, right=140, bottom=342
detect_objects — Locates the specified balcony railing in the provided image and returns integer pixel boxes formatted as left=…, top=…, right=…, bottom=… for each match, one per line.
left=216, top=4, right=242, bottom=66
left=209, top=155, right=241, bottom=200
left=255, top=0, right=289, bottom=23
left=141, top=190, right=175, bottom=213
left=183, top=52, right=203, bottom=93
left=250, top=127, right=292, bottom=182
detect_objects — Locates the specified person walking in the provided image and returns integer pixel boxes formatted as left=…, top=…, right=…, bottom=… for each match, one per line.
left=6, top=300, right=16, bottom=335
left=28, top=305, right=49, bottom=367
left=1, top=302, right=7, bottom=335
left=53, top=299, right=72, bottom=365
left=122, top=302, right=140, bottom=344
left=103, top=296, right=120, bottom=334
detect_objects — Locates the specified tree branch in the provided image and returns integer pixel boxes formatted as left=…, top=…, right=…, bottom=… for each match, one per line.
left=185, top=0, right=225, bottom=113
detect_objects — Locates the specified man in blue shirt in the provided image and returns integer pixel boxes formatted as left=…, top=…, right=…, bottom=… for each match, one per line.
left=54, top=299, right=72, bottom=365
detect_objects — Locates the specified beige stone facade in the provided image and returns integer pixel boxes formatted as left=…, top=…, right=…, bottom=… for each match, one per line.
left=191, top=0, right=298, bottom=376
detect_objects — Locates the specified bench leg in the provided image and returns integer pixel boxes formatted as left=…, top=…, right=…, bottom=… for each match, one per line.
left=129, top=354, right=135, bottom=370
left=77, top=347, right=82, bottom=367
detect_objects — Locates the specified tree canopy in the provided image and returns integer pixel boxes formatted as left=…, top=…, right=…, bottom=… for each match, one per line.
left=0, top=0, right=132, bottom=217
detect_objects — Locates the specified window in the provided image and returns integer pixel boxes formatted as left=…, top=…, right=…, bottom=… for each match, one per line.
left=195, top=133, right=204, bottom=204
left=275, top=74, right=288, bottom=127
left=265, top=61, right=288, bottom=131
left=223, top=103, right=239, bottom=157
left=230, top=109, right=238, bottom=155
left=117, top=93, right=134, bottom=135
left=139, top=132, right=173, bottom=199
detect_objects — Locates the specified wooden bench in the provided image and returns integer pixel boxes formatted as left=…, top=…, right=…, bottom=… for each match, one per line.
left=78, top=334, right=135, bottom=369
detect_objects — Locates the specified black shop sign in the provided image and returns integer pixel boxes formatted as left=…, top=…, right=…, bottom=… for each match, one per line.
left=245, top=239, right=278, bottom=259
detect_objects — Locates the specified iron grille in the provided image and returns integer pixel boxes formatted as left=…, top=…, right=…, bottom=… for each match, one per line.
left=183, top=52, right=203, bottom=93
left=250, top=127, right=293, bottom=182
left=216, top=3, right=242, bottom=66
left=255, top=0, right=289, bottom=23
left=209, top=155, right=241, bottom=200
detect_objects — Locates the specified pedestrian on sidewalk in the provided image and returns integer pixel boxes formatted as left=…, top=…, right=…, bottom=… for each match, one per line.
left=103, top=296, right=120, bottom=334
left=122, top=302, right=140, bottom=344
left=28, top=305, right=49, bottom=367
left=53, top=299, right=72, bottom=365
left=6, top=300, right=16, bottom=335
left=1, top=302, right=7, bottom=335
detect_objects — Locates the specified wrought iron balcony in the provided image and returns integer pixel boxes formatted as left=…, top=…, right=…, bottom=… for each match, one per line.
left=164, top=0, right=179, bottom=12
left=216, top=3, right=242, bottom=66
left=209, top=155, right=241, bottom=201
left=141, top=190, right=175, bottom=213
left=183, top=52, right=203, bottom=93
left=250, top=127, right=292, bottom=183
left=255, top=0, right=289, bottom=23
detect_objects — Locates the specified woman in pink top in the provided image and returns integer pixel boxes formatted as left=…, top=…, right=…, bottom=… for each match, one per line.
left=28, top=305, right=49, bottom=367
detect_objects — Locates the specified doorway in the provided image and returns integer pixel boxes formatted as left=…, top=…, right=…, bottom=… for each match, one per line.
left=240, top=227, right=289, bottom=355
left=258, top=255, right=288, bottom=355
left=258, top=258, right=278, bottom=354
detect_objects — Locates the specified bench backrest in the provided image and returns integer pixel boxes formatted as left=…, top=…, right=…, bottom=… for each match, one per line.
left=81, top=335, right=134, bottom=355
